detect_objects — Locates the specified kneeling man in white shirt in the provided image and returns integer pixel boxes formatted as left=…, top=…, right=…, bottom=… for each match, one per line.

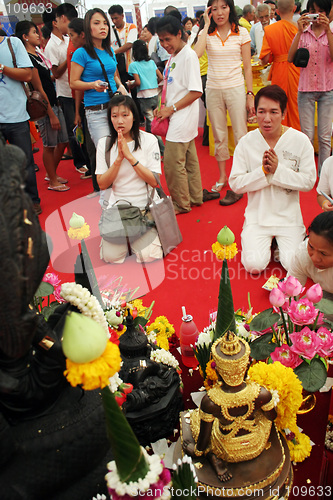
left=229, top=85, right=316, bottom=274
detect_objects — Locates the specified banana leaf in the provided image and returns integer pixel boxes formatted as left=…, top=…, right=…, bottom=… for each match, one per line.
left=214, top=259, right=236, bottom=340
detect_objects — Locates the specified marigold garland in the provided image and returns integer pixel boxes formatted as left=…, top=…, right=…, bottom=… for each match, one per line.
left=248, top=361, right=303, bottom=432
left=64, top=341, right=121, bottom=390
left=286, top=429, right=312, bottom=463
left=212, top=241, right=238, bottom=261
left=146, top=316, right=175, bottom=350
left=67, top=223, right=90, bottom=240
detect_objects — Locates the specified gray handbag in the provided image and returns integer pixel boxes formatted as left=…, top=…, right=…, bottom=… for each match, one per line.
left=148, top=173, right=182, bottom=256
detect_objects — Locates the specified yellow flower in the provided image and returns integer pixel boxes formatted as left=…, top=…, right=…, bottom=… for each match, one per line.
left=128, top=299, right=147, bottom=317
left=156, top=334, right=169, bottom=350
left=287, top=430, right=312, bottom=463
left=212, top=241, right=238, bottom=260
left=64, top=341, right=121, bottom=390
left=147, top=316, right=175, bottom=338
left=68, top=223, right=90, bottom=240
left=248, top=361, right=303, bottom=432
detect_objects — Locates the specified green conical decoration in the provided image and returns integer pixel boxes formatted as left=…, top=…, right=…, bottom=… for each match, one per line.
left=214, top=259, right=236, bottom=341
left=102, top=386, right=149, bottom=483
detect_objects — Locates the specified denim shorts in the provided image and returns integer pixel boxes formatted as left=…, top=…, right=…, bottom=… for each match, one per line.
left=37, top=105, right=68, bottom=148
left=85, top=107, right=111, bottom=147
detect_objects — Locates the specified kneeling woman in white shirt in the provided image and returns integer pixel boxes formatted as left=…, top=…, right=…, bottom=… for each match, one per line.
left=288, top=212, right=333, bottom=295
left=96, top=95, right=163, bottom=263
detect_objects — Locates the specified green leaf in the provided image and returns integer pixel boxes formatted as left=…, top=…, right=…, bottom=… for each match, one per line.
left=294, top=358, right=327, bottom=392
left=35, top=281, right=54, bottom=298
left=133, top=316, right=148, bottom=328
left=102, top=387, right=149, bottom=483
left=172, top=461, right=197, bottom=500
left=249, top=309, right=280, bottom=332
left=250, top=333, right=276, bottom=360
left=317, top=298, right=333, bottom=316
left=215, top=260, right=236, bottom=340
left=41, top=301, right=60, bottom=320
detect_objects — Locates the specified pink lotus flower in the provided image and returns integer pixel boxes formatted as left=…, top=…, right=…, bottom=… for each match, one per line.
left=289, top=327, right=322, bottom=359
left=42, top=271, right=61, bottom=287
left=315, top=327, right=333, bottom=357
left=280, top=276, right=304, bottom=297
left=288, top=298, right=318, bottom=325
left=269, top=288, right=286, bottom=307
left=53, top=285, right=66, bottom=303
left=271, top=345, right=302, bottom=368
left=306, top=283, right=323, bottom=303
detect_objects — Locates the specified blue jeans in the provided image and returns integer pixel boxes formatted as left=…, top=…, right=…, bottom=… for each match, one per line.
left=298, top=90, right=333, bottom=174
left=0, top=120, right=40, bottom=203
left=58, top=96, right=87, bottom=169
left=85, top=108, right=110, bottom=147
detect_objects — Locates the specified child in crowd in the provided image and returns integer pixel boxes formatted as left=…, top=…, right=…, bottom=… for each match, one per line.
left=128, top=39, right=164, bottom=154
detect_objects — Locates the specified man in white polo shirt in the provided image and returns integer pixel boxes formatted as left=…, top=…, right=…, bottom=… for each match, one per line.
left=43, top=5, right=87, bottom=174
left=250, top=3, right=272, bottom=55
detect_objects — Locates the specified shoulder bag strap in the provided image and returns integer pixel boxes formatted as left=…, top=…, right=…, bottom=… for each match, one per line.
left=7, top=38, right=30, bottom=98
left=94, top=51, right=114, bottom=99
left=112, top=26, right=122, bottom=48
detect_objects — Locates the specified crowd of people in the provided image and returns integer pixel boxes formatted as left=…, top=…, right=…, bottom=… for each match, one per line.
left=0, top=1, right=333, bottom=291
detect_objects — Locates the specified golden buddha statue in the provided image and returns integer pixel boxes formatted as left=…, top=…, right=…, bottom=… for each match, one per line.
left=183, top=332, right=277, bottom=483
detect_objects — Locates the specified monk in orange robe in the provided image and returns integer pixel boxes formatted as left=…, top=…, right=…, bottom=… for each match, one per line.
left=260, top=0, right=300, bottom=129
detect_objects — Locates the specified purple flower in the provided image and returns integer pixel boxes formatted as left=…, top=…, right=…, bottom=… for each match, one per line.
left=271, top=344, right=302, bottom=369
left=289, top=327, right=321, bottom=359
left=288, top=298, right=318, bottom=325
left=306, top=283, right=323, bottom=303
left=269, top=288, right=286, bottom=307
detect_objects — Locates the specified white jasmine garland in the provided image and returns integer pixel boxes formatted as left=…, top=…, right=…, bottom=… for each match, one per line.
left=147, top=330, right=157, bottom=344
left=106, top=448, right=164, bottom=496
left=60, top=283, right=109, bottom=335
left=109, top=372, right=123, bottom=393
left=150, top=349, right=179, bottom=369
left=270, top=389, right=280, bottom=407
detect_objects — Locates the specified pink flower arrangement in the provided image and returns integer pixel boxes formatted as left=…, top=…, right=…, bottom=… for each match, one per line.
left=249, top=276, right=332, bottom=392
left=271, top=344, right=303, bottom=369
left=42, top=270, right=61, bottom=287
left=289, top=328, right=322, bottom=360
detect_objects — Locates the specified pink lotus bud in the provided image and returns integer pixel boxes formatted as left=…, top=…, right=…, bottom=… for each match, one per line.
left=269, top=288, right=285, bottom=307
left=284, top=276, right=304, bottom=297
left=306, top=283, right=323, bottom=303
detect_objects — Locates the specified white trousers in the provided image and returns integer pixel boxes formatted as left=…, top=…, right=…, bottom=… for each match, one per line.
left=241, top=224, right=306, bottom=274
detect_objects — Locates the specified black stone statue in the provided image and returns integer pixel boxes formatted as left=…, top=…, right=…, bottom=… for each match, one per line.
left=0, top=135, right=111, bottom=499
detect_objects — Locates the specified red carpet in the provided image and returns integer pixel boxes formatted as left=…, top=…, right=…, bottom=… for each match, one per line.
left=34, top=128, right=332, bottom=497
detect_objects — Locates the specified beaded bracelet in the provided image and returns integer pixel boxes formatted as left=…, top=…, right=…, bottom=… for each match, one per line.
left=132, top=160, right=139, bottom=167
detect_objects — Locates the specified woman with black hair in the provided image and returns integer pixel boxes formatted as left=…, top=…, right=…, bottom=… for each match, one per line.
left=288, top=212, right=333, bottom=294
left=70, top=8, right=126, bottom=147
left=15, top=20, right=70, bottom=192
left=96, top=95, right=163, bottom=263
left=288, top=0, right=333, bottom=175
left=194, top=0, right=255, bottom=197
left=154, top=15, right=203, bottom=214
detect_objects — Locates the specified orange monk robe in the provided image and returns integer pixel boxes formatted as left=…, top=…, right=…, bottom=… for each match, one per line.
left=260, top=20, right=300, bottom=130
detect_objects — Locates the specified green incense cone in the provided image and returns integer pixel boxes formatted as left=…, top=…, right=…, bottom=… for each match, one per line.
left=102, top=386, right=149, bottom=483
left=214, top=259, right=236, bottom=340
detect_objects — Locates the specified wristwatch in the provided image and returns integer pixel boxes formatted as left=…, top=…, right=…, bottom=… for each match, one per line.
left=172, top=103, right=177, bottom=113
left=0, top=64, right=4, bottom=75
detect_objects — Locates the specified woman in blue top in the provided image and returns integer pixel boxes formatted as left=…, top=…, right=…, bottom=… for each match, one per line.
left=70, top=8, right=126, bottom=146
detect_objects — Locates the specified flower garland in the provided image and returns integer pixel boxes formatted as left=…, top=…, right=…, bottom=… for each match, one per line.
left=67, top=223, right=90, bottom=240
left=248, top=361, right=311, bottom=463
left=106, top=448, right=171, bottom=500
left=64, top=341, right=121, bottom=390
left=61, top=282, right=109, bottom=335
left=212, top=241, right=238, bottom=260
left=150, top=348, right=179, bottom=370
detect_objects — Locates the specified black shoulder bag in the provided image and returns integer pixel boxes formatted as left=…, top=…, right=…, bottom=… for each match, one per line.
left=7, top=38, right=48, bottom=121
